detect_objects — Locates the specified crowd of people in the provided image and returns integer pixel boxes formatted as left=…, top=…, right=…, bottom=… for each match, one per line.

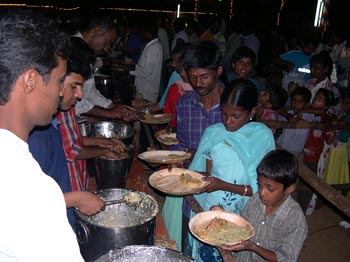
left=1, top=7, right=350, bottom=262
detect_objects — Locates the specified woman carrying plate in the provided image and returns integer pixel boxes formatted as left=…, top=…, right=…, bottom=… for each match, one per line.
left=186, top=79, right=275, bottom=261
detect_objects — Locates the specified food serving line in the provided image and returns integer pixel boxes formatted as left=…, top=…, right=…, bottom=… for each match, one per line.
left=78, top=95, right=254, bottom=261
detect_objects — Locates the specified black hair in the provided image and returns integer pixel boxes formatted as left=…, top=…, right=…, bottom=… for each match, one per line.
left=231, top=46, right=256, bottom=65
left=183, top=41, right=222, bottom=72
left=291, top=87, right=312, bottom=104
left=84, top=16, right=116, bottom=35
left=257, top=149, right=298, bottom=190
left=0, top=9, right=70, bottom=105
left=310, top=51, right=333, bottom=77
left=66, top=39, right=93, bottom=80
left=221, top=79, right=257, bottom=112
left=173, top=17, right=186, bottom=33
left=315, top=88, right=337, bottom=107
left=266, top=85, right=289, bottom=110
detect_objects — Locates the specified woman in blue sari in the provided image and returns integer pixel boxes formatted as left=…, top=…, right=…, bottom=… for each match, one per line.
left=187, top=79, right=276, bottom=261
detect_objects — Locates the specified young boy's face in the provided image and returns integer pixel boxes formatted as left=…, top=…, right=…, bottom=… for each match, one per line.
left=291, top=94, right=307, bottom=111
left=232, top=58, right=253, bottom=79
left=257, top=175, right=291, bottom=210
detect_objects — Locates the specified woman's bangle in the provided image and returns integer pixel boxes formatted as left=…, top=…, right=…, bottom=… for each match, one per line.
left=242, top=185, right=248, bottom=197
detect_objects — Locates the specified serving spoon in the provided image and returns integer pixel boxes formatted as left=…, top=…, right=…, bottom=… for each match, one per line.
left=104, top=192, right=142, bottom=207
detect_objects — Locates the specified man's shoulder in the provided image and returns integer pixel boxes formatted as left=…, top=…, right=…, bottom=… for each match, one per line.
left=178, top=90, right=195, bottom=104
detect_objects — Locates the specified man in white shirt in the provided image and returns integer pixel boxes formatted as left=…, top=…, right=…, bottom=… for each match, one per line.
left=0, top=9, right=83, bottom=261
left=72, top=17, right=135, bottom=120
left=130, top=19, right=163, bottom=103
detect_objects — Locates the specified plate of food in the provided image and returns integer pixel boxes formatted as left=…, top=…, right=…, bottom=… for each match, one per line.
left=149, top=168, right=210, bottom=195
left=156, top=133, right=179, bottom=145
left=138, top=150, right=190, bottom=164
left=140, top=113, right=174, bottom=125
left=189, top=210, right=255, bottom=247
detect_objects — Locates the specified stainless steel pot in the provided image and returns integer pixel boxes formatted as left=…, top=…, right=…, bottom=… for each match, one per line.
left=91, top=121, right=135, bottom=145
left=75, top=189, right=159, bottom=262
left=92, top=245, right=195, bottom=262
left=94, top=148, right=133, bottom=189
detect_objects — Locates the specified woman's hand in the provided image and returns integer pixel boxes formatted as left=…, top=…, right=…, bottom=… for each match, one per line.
left=199, top=176, right=225, bottom=193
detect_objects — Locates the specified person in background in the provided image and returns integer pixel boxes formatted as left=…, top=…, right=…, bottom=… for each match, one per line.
left=156, top=43, right=186, bottom=110
left=211, top=17, right=226, bottom=57
left=162, top=43, right=192, bottom=129
left=256, top=84, right=289, bottom=134
left=187, top=79, right=275, bottom=261
left=28, top=42, right=106, bottom=228
left=162, top=41, right=224, bottom=250
left=72, top=17, right=135, bottom=120
left=130, top=18, right=163, bottom=103
left=186, top=20, right=200, bottom=44
left=226, top=46, right=265, bottom=93
left=276, top=87, right=316, bottom=155
left=323, top=88, right=350, bottom=186
left=298, top=88, right=336, bottom=213
left=222, top=19, right=241, bottom=77
left=303, top=51, right=342, bottom=118
left=158, top=16, right=170, bottom=62
left=171, top=17, right=188, bottom=52
left=0, top=9, right=83, bottom=261
left=220, top=149, right=307, bottom=262
left=274, top=36, right=319, bottom=80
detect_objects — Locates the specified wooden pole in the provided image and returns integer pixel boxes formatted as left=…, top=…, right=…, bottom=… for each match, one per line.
left=297, top=154, right=350, bottom=218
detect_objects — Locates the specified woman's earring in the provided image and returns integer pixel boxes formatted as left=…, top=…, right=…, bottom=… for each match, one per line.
left=249, top=115, right=253, bottom=121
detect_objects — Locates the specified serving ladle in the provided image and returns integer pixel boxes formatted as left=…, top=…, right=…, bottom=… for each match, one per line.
left=103, top=192, right=142, bottom=207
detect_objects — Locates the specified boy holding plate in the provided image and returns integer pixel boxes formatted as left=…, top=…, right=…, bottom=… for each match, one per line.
left=220, top=149, right=307, bottom=262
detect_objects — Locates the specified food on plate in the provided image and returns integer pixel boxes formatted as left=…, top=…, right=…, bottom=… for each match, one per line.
left=180, top=173, right=202, bottom=187
left=168, top=153, right=185, bottom=159
left=196, top=217, right=251, bottom=245
left=158, top=136, right=178, bottom=143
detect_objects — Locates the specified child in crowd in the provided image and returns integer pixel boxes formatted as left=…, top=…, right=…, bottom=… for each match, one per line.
left=256, top=85, right=288, bottom=134
left=323, top=88, right=350, bottom=185
left=276, top=86, right=317, bottom=154
left=299, top=88, right=336, bottom=212
left=226, top=46, right=265, bottom=93
left=303, top=88, right=337, bottom=172
left=220, top=149, right=308, bottom=262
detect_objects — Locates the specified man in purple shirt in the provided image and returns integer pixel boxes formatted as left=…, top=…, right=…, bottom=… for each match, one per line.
left=172, top=41, right=224, bottom=152
left=164, top=41, right=224, bottom=253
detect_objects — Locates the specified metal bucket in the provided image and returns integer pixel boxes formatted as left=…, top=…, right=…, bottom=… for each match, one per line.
left=94, top=149, right=133, bottom=189
left=94, top=74, right=115, bottom=100
left=92, top=245, right=195, bottom=262
left=78, top=121, right=91, bottom=137
left=75, top=189, right=159, bottom=262
left=91, top=121, right=135, bottom=145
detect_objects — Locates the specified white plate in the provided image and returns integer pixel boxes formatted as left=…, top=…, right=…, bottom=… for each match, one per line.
left=138, top=150, right=190, bottom=164
left=189, top=210, right=255, bottom=247
left=140, top=113, right=174, bottom=125
left=149, top=168, right=209, bottom=195
left=156, top=133, right=179, bottom=145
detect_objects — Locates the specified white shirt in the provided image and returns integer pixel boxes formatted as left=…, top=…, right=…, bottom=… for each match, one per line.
left=0, top=129, right=84, bottom=261
left=72, top=32, right=113, bottom=116
left=158, top=27, right=170, bottom=61
left=75, top=76, right=112, bottom=116
left=130, top=38, right=163, bottom=102
left=171, top=30, right=188, bottom=51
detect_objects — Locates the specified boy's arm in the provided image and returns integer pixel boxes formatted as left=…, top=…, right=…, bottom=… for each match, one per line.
left=222, top=240, right=277, bottom=262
